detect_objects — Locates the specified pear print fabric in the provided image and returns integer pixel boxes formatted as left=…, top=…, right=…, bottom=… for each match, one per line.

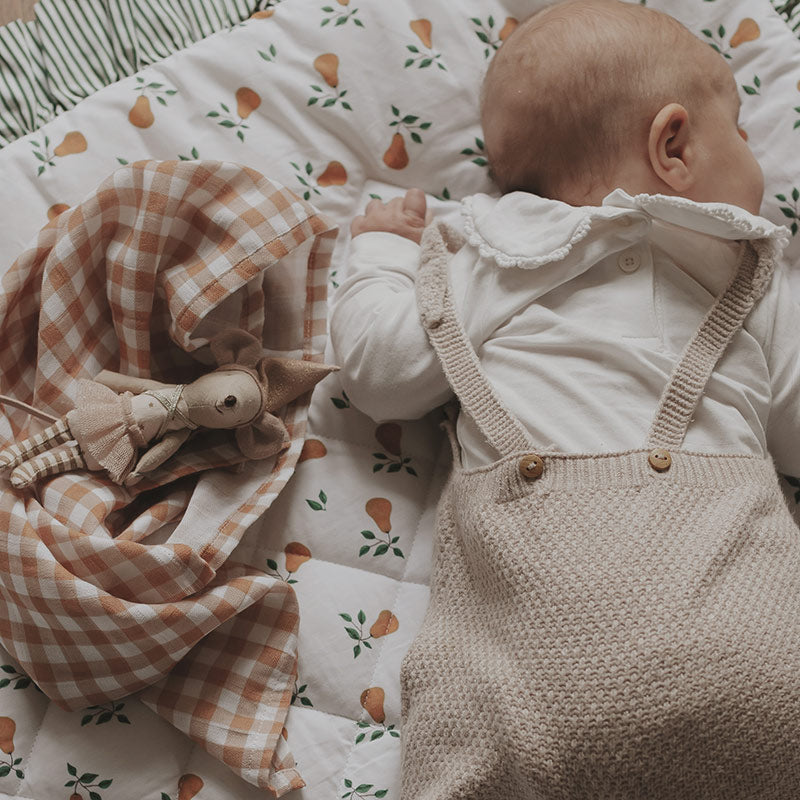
left=0, top=0, right=799, bottom=799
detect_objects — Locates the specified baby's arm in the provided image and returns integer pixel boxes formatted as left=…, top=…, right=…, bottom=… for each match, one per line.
left=330, top=189, right=452, bottom=421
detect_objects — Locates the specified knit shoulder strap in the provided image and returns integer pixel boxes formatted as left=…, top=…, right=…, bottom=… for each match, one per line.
left=646, top=239, right=776, bottom=450
left=416, top=221, right=536, bottom=457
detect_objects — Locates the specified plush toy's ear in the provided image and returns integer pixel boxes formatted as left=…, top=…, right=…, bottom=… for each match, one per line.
left=235, top=412, right=288, bottom=460
left=209, top=329, right=263, bottom=368
left=260, top=358, right=338, bottom=412
left=94, top=370, right=172, bottom=394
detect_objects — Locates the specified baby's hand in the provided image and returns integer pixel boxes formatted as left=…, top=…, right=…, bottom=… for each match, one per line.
left=351, top=188, right=431, bottom=244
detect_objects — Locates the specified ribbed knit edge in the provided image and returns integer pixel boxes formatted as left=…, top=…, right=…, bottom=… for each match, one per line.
left=465, top=448, right=776, bottom=505
left=0, top=0, right=277, bottom=148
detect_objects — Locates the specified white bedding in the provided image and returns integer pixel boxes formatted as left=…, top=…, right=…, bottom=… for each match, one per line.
left=0, top=0, right=799, bottom=798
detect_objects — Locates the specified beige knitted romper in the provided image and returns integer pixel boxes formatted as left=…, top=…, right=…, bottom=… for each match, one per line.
left=400, top=222, right=800, bottom=799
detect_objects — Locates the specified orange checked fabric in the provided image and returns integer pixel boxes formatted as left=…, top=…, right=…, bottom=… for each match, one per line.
left=0, top=160, right=337, bottom=795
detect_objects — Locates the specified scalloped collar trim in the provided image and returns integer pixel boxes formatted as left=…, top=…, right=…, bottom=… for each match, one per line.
left=462, top=189, right=789, bottom=270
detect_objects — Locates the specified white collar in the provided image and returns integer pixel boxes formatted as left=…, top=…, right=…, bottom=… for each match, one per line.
left=461, top=189, right=790, bottom=270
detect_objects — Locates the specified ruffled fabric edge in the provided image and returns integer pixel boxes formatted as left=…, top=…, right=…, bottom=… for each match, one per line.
left=0, top=0, right=276, bottom=147
left=461, top=192, right=623, bottom=270
left=461, top=190, right=791, bottom=271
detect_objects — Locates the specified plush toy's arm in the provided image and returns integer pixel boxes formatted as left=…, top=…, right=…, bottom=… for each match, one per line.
left=125, top=428, right=191, bottom=485
left=95, top=370, right=172, bottom=395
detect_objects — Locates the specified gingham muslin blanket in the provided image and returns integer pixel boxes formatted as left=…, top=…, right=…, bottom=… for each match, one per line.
left=0, top=159, right=336, bottom=795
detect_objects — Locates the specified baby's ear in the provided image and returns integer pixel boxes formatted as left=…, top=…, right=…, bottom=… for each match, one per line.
left=648, top=103, right=692, bottom=193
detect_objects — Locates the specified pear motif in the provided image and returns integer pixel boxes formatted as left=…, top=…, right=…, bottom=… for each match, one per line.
left=375, top=422, right=402, bottom=455
left=499, top=17, right=518, bottom=41
left=47, top=203, right=70, bottom=221
left=383, top=133, right=409, bottom=170
left=409, top=19, right=432, bottom=48
left=366, top=497, right=392, bottom=533
left=128, top=95, right=154, bottom=128
left=317, top=160, right=348, bottom=186
left=178, top=773, right=204, bottom=800
left=285, top=542, right=311, bottom=572
left=299, top=438, right=327, bottom=461
left=0, top=716, right=15, bottom=754
left=730, top=18, right=760, bottom=47
left=236, top=87, right=261, bottom=119
left=314, top=54, right=339, bottom=88
left=360, top=687, right=386, bottom=723
left=53, top=131, right=87, bottom=156
left=370, top=610, right=399, bottom=638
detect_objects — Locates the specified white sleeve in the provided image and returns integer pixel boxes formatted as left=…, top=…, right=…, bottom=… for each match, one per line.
left=329, top=231, right=453, bottom=421
left=764, top=265, right=800, bottom=477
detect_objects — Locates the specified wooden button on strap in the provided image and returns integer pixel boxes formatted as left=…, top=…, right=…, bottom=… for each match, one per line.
left=519, top=454, right=544, bottom=480
left=648, top=448, right=672, bottom=472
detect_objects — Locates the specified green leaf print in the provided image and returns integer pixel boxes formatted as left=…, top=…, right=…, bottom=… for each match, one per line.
left=259, top=44, right=278, bottom=62
left=64, top=764, right=113, bottom=798
left=700, top=26, right=731, bottom=59
left=461, top=137, right=488, bottom=167
left=775, top=188, right=799, bottom=236
left=331, top=390, right=351, bottom=409
left=206, top=100, right=250, bottom=141
left=306, top=490, right=328, bottom=510
left=321, top=5, right=364, bottom=27
left=30, top=136, right=56, bottom=177
left=0, top=664, right=36, bottom=691
left=80, top=702, right=131, bottom=726
left=742, top=75, right=761, bottom=95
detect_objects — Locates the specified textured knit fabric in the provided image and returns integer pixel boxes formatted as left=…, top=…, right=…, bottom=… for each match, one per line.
left=400, top=222, right=800, bottom=799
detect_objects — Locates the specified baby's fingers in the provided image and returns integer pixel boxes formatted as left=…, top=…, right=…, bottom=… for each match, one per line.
left=350, top=215, right=368, bottom=236
left=365, top=198, right=386, bottom=215
left=402, top=188, right=427, bottom=222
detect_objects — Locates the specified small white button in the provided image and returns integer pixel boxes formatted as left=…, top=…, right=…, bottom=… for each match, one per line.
left=617, top=250, right=641, bottom=273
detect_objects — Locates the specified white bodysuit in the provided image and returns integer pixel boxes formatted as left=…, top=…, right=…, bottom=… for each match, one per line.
left=330, top=190, right=800, bottom=475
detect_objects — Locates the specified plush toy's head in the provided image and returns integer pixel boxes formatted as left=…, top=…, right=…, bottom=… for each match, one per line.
left=204, top=330, right=336, bottom=459
left=181, top=369, right=265, bottom=429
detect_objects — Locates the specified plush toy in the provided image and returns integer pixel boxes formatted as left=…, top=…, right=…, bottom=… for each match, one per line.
left=0, top=330, right=336, bottom=489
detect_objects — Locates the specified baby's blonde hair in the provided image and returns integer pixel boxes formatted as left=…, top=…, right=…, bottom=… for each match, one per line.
left=481, top=0, right=725, bottom=199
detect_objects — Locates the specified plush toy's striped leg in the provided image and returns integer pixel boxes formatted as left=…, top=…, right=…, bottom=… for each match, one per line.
left=0, top=418, right=72, bottom=471
left=9, top=443, right=86, bottom=489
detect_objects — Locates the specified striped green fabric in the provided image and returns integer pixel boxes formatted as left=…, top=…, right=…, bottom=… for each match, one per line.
left=772, top=0, right=800, bottom=35
left=0, top=0, right=275, bottom=147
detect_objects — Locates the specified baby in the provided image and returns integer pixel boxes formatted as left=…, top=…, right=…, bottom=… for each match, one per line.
left=332, top=1, right=800, bottom=798
left=336, top=3, right=798, bottom=471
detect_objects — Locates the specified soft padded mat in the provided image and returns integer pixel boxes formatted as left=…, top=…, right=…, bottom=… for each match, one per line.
left=0, top=0, right=799, bottom=798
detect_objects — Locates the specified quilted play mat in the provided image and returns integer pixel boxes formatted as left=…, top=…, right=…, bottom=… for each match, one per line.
left=0, top=0, right=799, bottom=798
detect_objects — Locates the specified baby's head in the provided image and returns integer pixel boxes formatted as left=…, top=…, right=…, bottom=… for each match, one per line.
left=481, top=0, right=764, bottom=214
